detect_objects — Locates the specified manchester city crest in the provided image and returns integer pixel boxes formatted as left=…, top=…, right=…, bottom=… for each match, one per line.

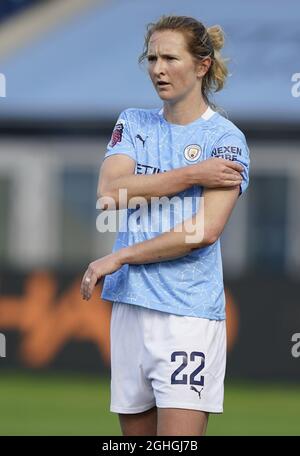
left=183, top=144, right=202, bottom=162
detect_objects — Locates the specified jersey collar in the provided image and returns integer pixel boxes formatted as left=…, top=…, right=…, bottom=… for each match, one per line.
left=158, top=105, right=215, bottom=123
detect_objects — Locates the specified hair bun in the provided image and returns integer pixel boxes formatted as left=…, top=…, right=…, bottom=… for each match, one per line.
left=207, top=25, right=225, bottom=52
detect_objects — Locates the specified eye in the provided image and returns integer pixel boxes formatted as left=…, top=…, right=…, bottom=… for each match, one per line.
left=147, top=56, right=156, bottom=62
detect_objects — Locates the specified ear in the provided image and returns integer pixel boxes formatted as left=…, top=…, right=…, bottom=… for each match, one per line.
left=196, top=57, right=212, bottom=78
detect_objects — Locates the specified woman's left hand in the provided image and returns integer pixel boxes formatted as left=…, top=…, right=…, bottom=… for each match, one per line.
left=80, top=252, right=123, bottom=300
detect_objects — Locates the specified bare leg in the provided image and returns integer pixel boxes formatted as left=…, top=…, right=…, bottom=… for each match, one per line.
left=157, top=408, right=209, bottom=436
left=118, top=406, right=157, bottom=436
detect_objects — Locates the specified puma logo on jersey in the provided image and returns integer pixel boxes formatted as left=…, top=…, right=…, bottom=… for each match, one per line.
left=136, top=134, right=148, bottom=147
left=190, top=386, right=203, bottom=399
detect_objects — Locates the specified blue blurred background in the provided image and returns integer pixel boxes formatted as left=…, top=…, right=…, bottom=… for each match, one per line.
left=0, top=0, right=299, bottom=435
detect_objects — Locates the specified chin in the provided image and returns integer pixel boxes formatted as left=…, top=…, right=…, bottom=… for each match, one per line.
left=156, top=91, right=174, bottom=101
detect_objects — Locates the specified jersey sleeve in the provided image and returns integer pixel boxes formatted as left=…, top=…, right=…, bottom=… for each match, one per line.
left=210, top=131, right=250, bottom=196
left=104, top=110, right=137, bottom=162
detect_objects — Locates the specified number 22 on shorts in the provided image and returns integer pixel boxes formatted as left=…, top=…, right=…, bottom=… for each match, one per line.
left=170, top=351, right=205, bottom=386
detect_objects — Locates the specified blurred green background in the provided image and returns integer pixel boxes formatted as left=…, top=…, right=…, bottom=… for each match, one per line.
left=0, top=371, right=299, bottom=436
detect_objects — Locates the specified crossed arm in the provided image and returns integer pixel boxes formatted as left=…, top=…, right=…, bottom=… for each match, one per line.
left=80, top=154, right=241, bottom=300
left=97, top=153, right=243, bottom=209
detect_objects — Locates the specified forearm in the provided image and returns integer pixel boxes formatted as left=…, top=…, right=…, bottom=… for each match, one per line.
left=116, top=186, right=240, bottom=266
left=100, top=165, right=197, bottom=209
left=118, top=214, right=209, bottom=265
left=81, top=187, right=240, bottom=302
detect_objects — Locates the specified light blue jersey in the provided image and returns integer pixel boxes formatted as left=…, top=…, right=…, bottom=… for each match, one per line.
left=101, top=106, right=250, bottom=319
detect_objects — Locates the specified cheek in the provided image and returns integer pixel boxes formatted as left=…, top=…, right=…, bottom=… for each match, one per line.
left=173, top=64, right=194, bottom=82
left=171, top=67, right=185, bottom=82
left=174, top=69, right=193, bottom=86
left=148, top=69, right=155, bottom=82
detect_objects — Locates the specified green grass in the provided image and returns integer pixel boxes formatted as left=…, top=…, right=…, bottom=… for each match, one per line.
left=0, top=371, right=299, bottom=435
left=209, top=382, right=300, bottom=435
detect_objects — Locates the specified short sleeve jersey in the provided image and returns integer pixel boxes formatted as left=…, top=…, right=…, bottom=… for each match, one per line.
left=101, top=106, right=250, bottom=319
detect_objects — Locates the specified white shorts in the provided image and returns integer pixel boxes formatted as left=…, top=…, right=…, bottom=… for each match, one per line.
left=110, top=301, right=226, bottom=414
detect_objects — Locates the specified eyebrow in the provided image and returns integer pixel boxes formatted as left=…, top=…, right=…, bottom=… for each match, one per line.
left=146, top=53, right=179, bottom=59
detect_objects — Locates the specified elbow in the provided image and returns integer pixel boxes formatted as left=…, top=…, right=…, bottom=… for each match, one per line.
left=97, top=180, right=111, bottom=200
left=97, top=186, right=113, bottom=200
left=202, top=228, right=220, bottom=247
left=97, top=185, right=118, bottom=210
left=188, top=228, right=219, bottom=251
left=204, top=234, right=219, bottom=246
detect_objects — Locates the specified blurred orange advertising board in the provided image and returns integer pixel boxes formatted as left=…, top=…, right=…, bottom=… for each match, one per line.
left=0, top=270, right=238, bottom=370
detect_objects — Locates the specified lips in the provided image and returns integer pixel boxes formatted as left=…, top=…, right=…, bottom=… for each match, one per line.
left=157, top=81, right=170, bottom=86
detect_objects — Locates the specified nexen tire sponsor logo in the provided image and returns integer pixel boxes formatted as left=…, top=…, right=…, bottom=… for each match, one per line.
left=211, top=145, right=242, bottom=161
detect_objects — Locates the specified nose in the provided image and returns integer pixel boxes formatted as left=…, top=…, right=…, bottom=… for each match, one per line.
left=152, top=58, right=166, bottom=77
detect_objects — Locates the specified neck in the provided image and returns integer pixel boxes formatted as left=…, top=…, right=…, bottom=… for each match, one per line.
left=163, top=94, right=208, bottom=125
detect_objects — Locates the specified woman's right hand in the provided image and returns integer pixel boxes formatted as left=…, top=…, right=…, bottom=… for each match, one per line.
left=191, top=157, right=244, bottom=188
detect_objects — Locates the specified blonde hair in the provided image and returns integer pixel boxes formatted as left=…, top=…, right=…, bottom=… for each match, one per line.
left=139, top=15, right=229, bottom=110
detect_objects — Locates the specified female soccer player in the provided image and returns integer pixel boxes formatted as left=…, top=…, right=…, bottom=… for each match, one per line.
left=80, top=15, right=250, bottom=436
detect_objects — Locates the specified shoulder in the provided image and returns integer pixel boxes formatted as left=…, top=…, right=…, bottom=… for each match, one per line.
left=208, top=111, right=247, bottom=144
left=118, top=107, right=161, bottom=127
left=207, top=112, right=250, bottom=164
